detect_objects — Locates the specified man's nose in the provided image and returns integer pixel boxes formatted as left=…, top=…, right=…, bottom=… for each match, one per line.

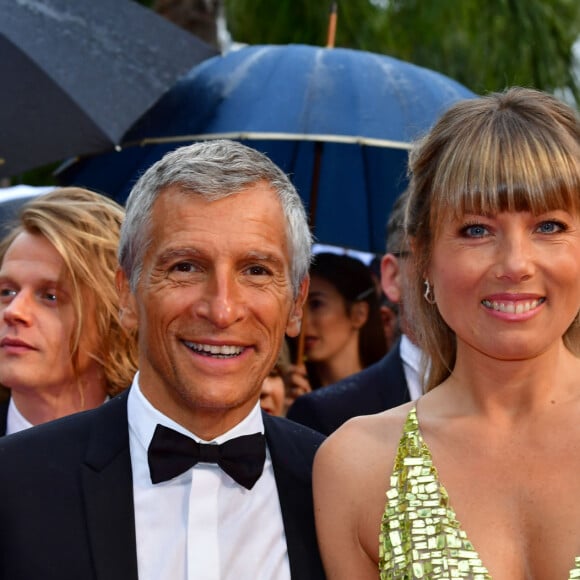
left=2, top=290, right=33, bottom=326
left=195, top=272, right=246, bottom=328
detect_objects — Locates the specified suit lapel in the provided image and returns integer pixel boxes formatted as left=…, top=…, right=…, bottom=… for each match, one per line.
left=264, top=413, right=325, bottom=580
left=78, top=396, right=323, bottom=579
left=80, top=391, right=139, bottom=580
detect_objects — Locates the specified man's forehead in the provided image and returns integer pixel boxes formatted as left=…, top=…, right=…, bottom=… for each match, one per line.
left=0, top=232, right=68, bottom=283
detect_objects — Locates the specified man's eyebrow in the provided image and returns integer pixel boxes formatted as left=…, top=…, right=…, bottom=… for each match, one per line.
left=244, top=251, right=284, bottom=264
left=243, top=252, right=289, bottom=273
left=155, top=247, right=202, bottom=266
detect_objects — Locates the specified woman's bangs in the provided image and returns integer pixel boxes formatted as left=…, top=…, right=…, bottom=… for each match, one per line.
left=431, top=129, right=580, bottom=225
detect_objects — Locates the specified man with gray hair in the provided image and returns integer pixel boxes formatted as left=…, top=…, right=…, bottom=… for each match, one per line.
left=0, top=140, right=325, bottom=579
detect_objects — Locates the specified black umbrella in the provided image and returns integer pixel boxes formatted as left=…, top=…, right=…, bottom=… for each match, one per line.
left=0, top=0, right=217, bottom=178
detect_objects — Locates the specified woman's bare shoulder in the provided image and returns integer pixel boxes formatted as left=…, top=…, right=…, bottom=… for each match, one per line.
left=332, top=400, right=414, bottom=442
left=313, top=400, right=417, bottom=575
left=314, top=400, right=415, bottom=477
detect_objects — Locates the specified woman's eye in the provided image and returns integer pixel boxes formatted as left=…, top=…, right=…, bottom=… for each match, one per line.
left=536, top=220, right=565, bottom=234
left=461, top=223, right=489, bottom=238
left=44, top=293, right=57, bottom=302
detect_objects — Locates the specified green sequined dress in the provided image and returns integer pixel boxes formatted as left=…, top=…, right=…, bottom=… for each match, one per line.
left=379, top=406, right=580, bottom=579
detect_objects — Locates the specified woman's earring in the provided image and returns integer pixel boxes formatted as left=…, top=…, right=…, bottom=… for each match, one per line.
left=423, top=280, right=436, bottom=305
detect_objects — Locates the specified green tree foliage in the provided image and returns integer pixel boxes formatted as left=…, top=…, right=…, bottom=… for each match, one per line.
left=224, top=0, right=580, bottom=105
left=224, top=1, right=386, bottom=49
left=381, top=0, right=580, bottom=102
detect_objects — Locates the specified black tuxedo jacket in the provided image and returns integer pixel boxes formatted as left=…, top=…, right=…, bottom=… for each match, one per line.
left=0, top=399, right=7, bottom=435
left=287, top=338, right=411, bottom=435
left=0, top=390, right=326, bottom=579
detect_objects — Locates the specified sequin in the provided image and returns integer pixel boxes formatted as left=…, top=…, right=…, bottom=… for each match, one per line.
left=378, top=407, right=580, bottom=579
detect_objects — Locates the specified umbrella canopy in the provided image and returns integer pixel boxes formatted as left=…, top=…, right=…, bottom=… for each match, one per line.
left=0, top=0, right=217, bottom=178
left=60, top=44, right=476, bottom=254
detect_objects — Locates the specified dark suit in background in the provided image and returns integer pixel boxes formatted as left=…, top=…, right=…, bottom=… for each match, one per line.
left=287, top=339, right=411, bottom=435
left=0, top=400, right=7, bottom=435
left=0, top=391, right=325, bottom=580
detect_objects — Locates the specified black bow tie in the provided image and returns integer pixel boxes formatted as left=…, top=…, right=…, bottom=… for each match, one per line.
left=147, top=424, right=266, bottom=490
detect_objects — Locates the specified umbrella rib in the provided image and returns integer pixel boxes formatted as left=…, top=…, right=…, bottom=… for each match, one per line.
left=123, top=132, right=413, bottom=151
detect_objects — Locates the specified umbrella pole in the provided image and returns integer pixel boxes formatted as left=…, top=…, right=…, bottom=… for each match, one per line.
left=295, top=2, right=337, bottom=365
left=308, top=141, right=324, bottom=229
left=326, top=2, right=338, bottom=48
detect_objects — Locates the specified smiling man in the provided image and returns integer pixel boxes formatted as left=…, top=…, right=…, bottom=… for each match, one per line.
left=0, top=141, right=325, bottom=580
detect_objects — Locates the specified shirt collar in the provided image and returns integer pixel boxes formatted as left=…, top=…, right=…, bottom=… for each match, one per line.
left=128, top=372, right=265, bottom=453
left=399, top=333, right=423, bottom=372
left=6, top=397, right=33, bottom=435
left=7, top=394, right=111, bottom=436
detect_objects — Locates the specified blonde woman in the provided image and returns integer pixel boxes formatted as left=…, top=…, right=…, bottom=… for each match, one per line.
left=314, top=88, right=580, bottom=579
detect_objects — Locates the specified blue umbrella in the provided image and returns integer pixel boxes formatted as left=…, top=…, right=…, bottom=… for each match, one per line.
left=59, top=44, right=476, bottom=254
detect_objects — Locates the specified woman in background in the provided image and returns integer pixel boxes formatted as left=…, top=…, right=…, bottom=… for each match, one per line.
left=287, top=252, right=387, bottom=404
left=260, top=340, right=292, bottom=416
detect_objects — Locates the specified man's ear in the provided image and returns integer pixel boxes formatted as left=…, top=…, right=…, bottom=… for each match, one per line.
left=286, top=275, right=309, bottom=338
left=116, top=268, right=139, bottom=331
left=380, top=253, right=402, bottom=303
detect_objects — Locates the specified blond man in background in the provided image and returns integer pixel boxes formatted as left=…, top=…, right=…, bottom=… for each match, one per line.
left=0, top=187, right=138, bottom=434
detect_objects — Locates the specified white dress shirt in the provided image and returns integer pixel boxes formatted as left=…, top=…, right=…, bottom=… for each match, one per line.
left=128, top=373, right=291, bottom=580
left=399, top=334, right=425, bottom=401
left=6, top=395, right=110, bottom=435
left=6, top=397, right=32, bottom=435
